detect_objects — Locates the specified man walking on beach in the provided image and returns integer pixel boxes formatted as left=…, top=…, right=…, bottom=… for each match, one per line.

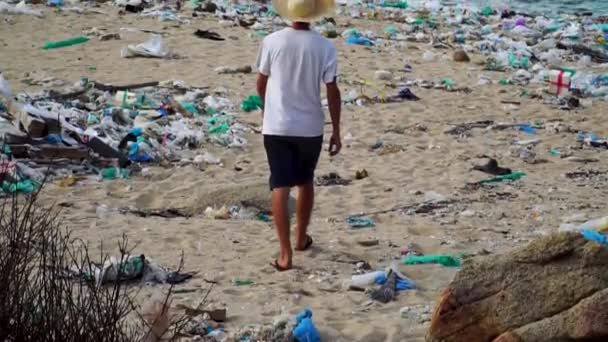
left=256, top=0, right=342, bottom=271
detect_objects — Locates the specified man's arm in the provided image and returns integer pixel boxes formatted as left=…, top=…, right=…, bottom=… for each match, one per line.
left=326, top=79, right=342, bottom=156
left=256, top=73, right=268, bottom=116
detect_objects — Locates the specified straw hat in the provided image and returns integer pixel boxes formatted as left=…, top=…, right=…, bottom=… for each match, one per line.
left=273, top=0, right=335, bottom=22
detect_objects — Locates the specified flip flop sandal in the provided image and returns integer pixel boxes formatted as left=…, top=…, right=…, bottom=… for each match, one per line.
left=295, top=235, right=314, bottom=251
left=472, top=158, right=512, bottom=176
left=270, top=259, right=291, bottom=272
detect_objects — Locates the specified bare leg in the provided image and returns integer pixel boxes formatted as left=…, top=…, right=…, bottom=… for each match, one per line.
left=272, top=187, right=292, bottom=268
left=295, top=182, right=314, bottom=250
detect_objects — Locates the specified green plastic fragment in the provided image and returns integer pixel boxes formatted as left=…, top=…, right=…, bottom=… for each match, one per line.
left=209, top=122, right=230, bottom=134
left=180, top=102, right=199, bottom=116
left=42, top=36, right=89, bottom=50
left=384, top=25, right=399, bottom=36
left=1, top=180, right=38, bottom=194
left=380, top=1, right=408, bottom=9
left=240, top=95, right=263, bottom=112
left=233, top=279, right=253, bottom=286
left=481, top=6, right=493, bottom=16
left=479, top=171, right=526, bottom=184
left=402, top=255, right=461, bottom=267
left=100, top=167, right=130, bottom=180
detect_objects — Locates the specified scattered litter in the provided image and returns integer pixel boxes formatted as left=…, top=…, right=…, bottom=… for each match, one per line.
left=74, top=254, right=193, bottom=285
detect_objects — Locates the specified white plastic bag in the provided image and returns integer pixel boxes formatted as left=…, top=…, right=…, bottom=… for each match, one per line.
left=0, top=1, right=44, bottom=17
left=422, top=51, right=435, bottom=62
left=121, top=35, right=171, bottom=58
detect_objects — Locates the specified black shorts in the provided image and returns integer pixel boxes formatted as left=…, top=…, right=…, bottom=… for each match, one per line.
left=263, top=135, right=323, bottom=190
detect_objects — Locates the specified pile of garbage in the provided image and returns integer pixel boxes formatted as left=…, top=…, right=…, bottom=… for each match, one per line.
left=182, top=307, right=322, bottom=342
left=0, top=72, right=251, bottom=194
left=329, top=3, right=608, bottom=106
left=68, top=254, right=194, bottom=285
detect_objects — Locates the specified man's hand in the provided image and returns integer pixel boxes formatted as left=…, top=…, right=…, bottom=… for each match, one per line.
left=326, top=81, right=342, bottom=156
left=329, top=132, right=342, bottom=156
left=256, top=73, right=268, bottom=120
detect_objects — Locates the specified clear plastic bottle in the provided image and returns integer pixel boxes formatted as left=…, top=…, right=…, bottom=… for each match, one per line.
left=349, top=270, right=385, bottom=288
left=0, top=72, right=12, bottom=99
left=578, top=216, right=608, bottom=231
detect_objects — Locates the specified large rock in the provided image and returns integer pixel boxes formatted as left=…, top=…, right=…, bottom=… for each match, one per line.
left=453, top=49, right=470, bottom=62
left=427, top=232, right=608, bottom=342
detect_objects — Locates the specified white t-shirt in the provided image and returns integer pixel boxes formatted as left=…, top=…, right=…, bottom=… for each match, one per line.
left=256, top=28, right=338, bottom=137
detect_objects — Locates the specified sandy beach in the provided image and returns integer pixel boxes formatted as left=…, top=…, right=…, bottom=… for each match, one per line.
left=2, top=2, right=608, bottom=340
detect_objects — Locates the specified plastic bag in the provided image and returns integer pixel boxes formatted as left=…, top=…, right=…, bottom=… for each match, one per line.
left=0, top=1, right=44, bottom=17
left=422, top=51, right=435, bottom=62
left=121, top=35, right=171, bottom=58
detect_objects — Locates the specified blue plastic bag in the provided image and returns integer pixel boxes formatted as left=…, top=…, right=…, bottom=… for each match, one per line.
left=293, top=309, right=321, bottom=342
left=375, top=272, right=416, bottom=291
left=346, top=36, right=373, bottom=46
left=581, top=229, right=608, bottom=245
left=517, top=124, right=536, bottom=135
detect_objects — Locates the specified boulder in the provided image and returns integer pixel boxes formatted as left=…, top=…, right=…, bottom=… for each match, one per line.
left=427, top=231, right=608, bottom=342
left=453, top=49, right=470, bottom=62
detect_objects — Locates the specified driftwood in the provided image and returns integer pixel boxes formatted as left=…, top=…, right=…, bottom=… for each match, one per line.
left=556, top=41, right=608, bottom=63
left=28, top=145, right=90, bottom=160
left=92, top=81, right=159, bottom=92
left=346, top=199, right=459, bottom=218
left=128, top=208, right=191, bottom=218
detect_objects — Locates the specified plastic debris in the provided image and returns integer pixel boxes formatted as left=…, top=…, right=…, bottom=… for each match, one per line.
left=121, top=35, right=171, bottom=58
left=240, top=95, right=263, bottom=112
left=346, top=216, right=375, bottom=228
left=401, top=255, right=461, bottom=267
left=346, top=36, right=373, bottom=46
left=42, top=36, right=89, bottom=50
left=293, top=309, right=321, bottom=342
left=581, top=229, right=608, bottom=245
left=479, top=171, right=526, bottom=184
left=0, top=1, right=44, bottom=16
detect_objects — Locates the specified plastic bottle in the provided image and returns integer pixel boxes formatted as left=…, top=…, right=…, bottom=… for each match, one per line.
left=344, top=132, right=354, bottom=147
left=349, top=270, right=385, bottom=288
left=578, top=216, right=608, bottom=231
left=0, top=72, right=12, bottom=99
left=590, top=87, right=608, bottom=98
